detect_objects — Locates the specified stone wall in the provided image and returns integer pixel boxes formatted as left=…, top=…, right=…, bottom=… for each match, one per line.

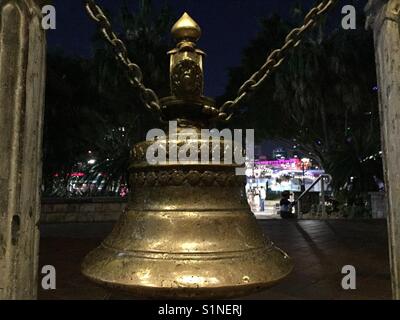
left=41, top=198, right=127, bottom=223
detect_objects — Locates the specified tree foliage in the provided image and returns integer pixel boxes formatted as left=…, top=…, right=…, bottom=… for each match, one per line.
left=43, top=0, right=173, bottom=196
left=222, top=5, right=382, bottom=198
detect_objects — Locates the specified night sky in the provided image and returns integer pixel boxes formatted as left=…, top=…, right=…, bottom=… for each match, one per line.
left=47, top=0, right=345, bottom=98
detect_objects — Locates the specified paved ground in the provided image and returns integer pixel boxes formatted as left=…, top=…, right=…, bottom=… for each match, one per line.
left=252, top=200, right=280, bottom=219
left=38, top=219, right=392, bottom=300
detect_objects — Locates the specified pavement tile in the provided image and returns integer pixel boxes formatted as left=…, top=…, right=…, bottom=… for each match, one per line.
left=38, top=220, right=392, bottom=300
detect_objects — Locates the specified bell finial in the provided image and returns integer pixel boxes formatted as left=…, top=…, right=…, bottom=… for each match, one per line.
left=171, top=12, right=202, bottom=42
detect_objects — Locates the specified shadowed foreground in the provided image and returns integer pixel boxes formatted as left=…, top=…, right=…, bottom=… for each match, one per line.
left=38, top=220, right=391, bottom=300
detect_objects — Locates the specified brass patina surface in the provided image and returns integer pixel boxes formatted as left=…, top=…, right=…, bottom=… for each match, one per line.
left=82, top=136, right=293, bottom=298
left=81, top=12, right=293, bottom=299
left=171, top=12, right=202, bottom=42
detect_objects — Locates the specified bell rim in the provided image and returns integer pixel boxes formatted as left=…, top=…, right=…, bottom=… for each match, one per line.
left=81, top=244, right=294, bottom=299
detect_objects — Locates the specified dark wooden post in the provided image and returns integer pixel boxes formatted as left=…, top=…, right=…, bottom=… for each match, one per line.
left=365, top=0, right=400, bottom=299
left=0, top=0, right=46, bottom=299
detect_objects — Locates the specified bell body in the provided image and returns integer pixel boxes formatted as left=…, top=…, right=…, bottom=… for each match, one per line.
left=81, top=133, right=293, bottom=299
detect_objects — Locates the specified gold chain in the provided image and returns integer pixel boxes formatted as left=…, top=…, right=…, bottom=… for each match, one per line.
left=217, top=0, right=339, bottom=123
left=84, top=0, right=163, bottom=120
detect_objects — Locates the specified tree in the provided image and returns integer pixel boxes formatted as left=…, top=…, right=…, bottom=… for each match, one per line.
left=43, top=0, right=174, bottom=196
left=222, top=3, right=382, bottom=200
left=43, top=52, right=96, bottom=195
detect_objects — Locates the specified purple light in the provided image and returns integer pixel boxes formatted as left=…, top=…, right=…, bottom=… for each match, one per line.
left=256, top=158, right=301, bottom=166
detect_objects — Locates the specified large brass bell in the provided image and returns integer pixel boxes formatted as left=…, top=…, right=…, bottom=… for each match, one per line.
left=81, top=13, right=293, bottom=299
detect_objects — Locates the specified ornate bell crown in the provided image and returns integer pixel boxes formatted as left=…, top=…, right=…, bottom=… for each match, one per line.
left=161, top=13, right=215, bottom=127
left=171, top=12, right=202, bottom=43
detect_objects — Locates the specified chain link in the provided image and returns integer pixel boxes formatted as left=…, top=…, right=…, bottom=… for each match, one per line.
left=217, top=0, right=339, bottom=123
left=84, top=0, right=163, bottom=120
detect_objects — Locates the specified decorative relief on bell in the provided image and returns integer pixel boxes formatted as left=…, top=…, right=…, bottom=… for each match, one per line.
left=171, top=59, right=203, bottom=97
left=168, top=12, right=205, bottom=99
left=130, top=170, right=244, bottom=187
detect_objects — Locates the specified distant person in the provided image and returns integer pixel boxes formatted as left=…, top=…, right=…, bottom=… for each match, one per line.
left=253, top=188, right=260, bottom=212
left=259, top=186, right=266, bottom=212
left=279, top=191, right=296, bottom=219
